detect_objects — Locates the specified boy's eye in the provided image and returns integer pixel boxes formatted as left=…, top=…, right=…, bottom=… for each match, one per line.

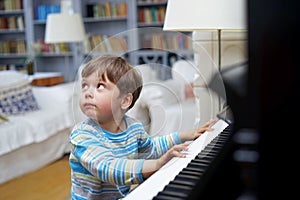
left=81, top=83, right=88, bottom=89
left=97, top=83, right=105, bottom=89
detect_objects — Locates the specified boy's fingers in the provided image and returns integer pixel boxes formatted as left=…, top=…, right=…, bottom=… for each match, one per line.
left=205, top=119, right=216, bottom=127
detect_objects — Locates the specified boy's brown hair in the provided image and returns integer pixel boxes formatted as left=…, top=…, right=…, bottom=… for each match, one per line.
left=81, top=54, right=143, bottom=109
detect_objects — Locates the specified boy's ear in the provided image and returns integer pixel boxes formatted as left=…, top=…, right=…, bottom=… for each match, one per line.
left=121, top=93, right=133, bottom=110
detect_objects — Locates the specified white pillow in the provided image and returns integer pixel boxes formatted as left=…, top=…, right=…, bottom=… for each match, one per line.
left=172, top=60, right=198, bottom=83
left=141, top=79, right=185, bottom=107
left=0, top=70, right=28, bottom=87
left=135, top=64, right=157, bottom=83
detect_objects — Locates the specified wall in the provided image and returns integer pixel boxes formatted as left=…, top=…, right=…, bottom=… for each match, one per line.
left=192, top=31, right=248, bottom=126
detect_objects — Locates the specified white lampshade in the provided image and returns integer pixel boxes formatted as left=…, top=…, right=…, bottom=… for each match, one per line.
left=45, top=13, right=85, bottom=43
left=163, top=0, right=247, bottom=31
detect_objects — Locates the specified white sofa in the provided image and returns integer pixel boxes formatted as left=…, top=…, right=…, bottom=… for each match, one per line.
left=127, top=60, right=200, bottom=137
left=0, top=70, right=78, bottom=184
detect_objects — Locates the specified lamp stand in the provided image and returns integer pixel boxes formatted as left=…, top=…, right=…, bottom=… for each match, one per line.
left=72, top=42, right=84, bottom=81
left=217, top=29, right=221, bottom=71
left=217, top=29, right=222, bottom=112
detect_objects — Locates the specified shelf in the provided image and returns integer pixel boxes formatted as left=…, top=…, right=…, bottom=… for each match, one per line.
left=33, top=20, right=46, bottom=25
left=39, top=52, right=72, bottom=57
left=137, top=0, right=167, bottom=6
left=0, top=10, right=24, bottom=15
left=0, top=53, right=27, bottom=58
left=138, top=22, right=164, bottom=27
left=83, top=16, right=127, bottom=23
left=0, top=29, right=25, bottom=33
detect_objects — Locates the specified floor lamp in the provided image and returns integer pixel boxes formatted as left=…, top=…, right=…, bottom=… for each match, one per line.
left=45, top=0, right=85, bottom=82
left=163, top=0, right=247, bottom=125
left=164, top=0, right=247, bottom=69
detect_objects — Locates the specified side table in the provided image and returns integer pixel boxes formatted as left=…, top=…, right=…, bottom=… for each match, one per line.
left=29, top=72, right=64, bottom=86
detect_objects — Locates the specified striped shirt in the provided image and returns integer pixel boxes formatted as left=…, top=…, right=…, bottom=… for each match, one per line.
left=69, top=115, right=182, bottom=200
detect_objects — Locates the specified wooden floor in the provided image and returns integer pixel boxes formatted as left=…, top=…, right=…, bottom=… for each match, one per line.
left=0, top=154, right=71, bottom=200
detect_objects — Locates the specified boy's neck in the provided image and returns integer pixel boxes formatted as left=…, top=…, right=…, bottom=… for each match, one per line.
left=96, top=116, right=126, bottom=134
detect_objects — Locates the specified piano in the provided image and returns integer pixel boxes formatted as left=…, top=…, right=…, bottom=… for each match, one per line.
left=124, top=119, right=235, bottom=200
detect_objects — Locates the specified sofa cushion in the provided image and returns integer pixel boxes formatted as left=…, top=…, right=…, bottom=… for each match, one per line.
left=0, top=70, right=28, bottom=87
left=0, top=79, right=40, bottom=116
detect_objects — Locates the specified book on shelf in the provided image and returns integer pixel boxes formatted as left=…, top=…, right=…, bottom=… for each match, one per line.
left=16, top=16, right=24, bottom=30
left=86, top=1, right=127, bottom=18
left=35, top=5, right=60, bottom=20
left=1, top=0, right=23, bottom=10
left=0, top=39, right=26, bottom=54
left=0, top=16, right=24, bottom=30
left=138, top=6, right=165, bottom=23
left=7, top=16, right=17, bottom=29
left=34, top=40, right=70, bottom=54
left=0, top=17, right=7, bottom=29
left=141, top=34, right=192, bottom=50
left=85, top=34, right=128, bottom=53
left=16, top=39, right=26, bottom=53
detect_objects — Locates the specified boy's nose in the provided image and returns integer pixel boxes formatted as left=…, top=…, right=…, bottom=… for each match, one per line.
left=84, top=88, right=94, bottom=98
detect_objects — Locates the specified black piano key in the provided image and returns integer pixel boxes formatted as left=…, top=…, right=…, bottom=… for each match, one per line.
left=178, top=170, right=203, bottom=181
left=190, top=156, right=212, bottom=164
left=178, top=174, right=202, bottom=184
left=212, top=138, right=227, bottom=144
left=213, top=136, right=228, bottom=141
left=169, top=179, right=197, bottom=187
left=156, top=184, right=192, bottom=199
left=183, top=165, right=206, bottom=173
left=175, top=174, right=201, bottom=182
left=171, top=174, right=200, bottom=188
left=190, top=160, right=209, bottom=167
left=153, top=194, right=184, bottom=200
left=154, top=190, right=187, bottom=200
left=179, top=169, right=203, bottom=177
left=162, top=183, right=194, bottom=196
left=201, top=148, right=219, bottom=154
left=203, top=144, right=222, bottom=151
left=207, top=141, right=224, bottom=147
left=206, top=141, right=224, bottom=147
left=199, top=149, right=219, bottom=157
left=196, top=153, right=216, bottom=159
left=202, top=148, right=220, bottom=155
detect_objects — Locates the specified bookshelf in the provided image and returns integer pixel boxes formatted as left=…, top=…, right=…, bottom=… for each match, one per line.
left=133, top=0, right=193, bottom=71
left=0, top=0, right=193, bottom=81
left=31, top=0, right=75, bottom=80
left=0, top=0, right=28, bottom=71
left=79, top=0, right=130, bottom=56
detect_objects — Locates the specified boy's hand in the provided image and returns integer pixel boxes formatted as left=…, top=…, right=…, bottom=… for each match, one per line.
left=142, top=143, right=189, bottom=179
left=142, top=119, right=216, bottom=179
left=157, top=143, right=190, bottom=167
left=179, top=119, right=216, bottom=142
left=193, top=119, right=216, bottom=139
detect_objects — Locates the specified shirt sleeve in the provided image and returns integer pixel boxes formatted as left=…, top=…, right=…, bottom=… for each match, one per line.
left=70, top=128, right=145, bottom=186
left=137, top=131, right=182, bottom=159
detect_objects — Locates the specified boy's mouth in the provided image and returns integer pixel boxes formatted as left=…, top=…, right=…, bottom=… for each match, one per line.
left=84, top=103, right=95, bottom=108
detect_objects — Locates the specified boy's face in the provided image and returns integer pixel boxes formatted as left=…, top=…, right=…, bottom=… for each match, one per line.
left=79, top=71, right=122, bottom=124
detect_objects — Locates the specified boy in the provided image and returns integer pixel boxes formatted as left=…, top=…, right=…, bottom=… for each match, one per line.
left=69, top=55, right=215, bottom=200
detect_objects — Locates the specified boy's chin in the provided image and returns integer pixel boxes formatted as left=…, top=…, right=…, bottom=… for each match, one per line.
left=84, top=110, right=98, bottom=119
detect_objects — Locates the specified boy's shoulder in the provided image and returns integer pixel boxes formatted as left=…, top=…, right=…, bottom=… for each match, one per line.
left=125, top=115, right=144, bottom=128
left=71, top=118, right=96, bottom=132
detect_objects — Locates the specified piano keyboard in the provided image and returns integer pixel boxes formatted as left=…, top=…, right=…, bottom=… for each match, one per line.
left=123, top=119, right=230, bottom=200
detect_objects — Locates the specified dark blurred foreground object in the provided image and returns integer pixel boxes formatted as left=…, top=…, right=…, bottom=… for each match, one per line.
left=193, top=0, right=300, bottom=199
